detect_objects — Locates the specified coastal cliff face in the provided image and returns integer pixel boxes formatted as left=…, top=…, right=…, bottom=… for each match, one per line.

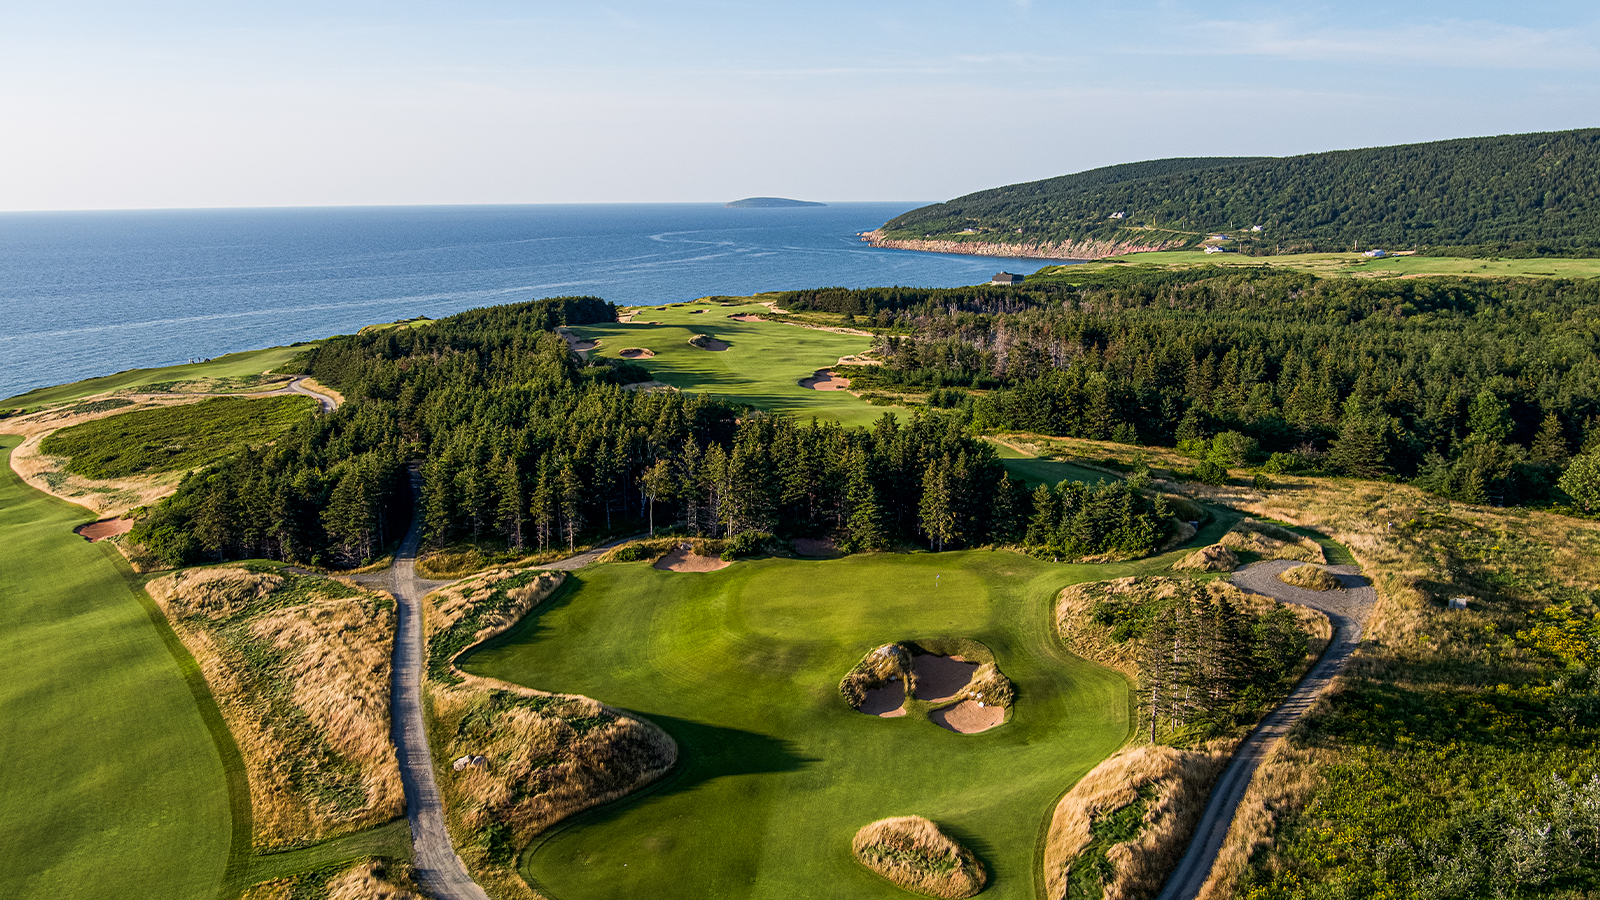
left=861, top=230, right=1189, bottom=260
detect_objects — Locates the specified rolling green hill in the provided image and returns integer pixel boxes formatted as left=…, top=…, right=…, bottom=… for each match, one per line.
left=875, top=128, right=1600, bottom=257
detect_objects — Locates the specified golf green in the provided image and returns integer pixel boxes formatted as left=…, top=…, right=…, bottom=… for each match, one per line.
left=0, top=436, right=232, bottom=899
left=463, top=550, right=1139, bottom=900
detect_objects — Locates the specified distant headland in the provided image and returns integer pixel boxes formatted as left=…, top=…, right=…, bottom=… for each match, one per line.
left=725, top=197, right=827, bottom=208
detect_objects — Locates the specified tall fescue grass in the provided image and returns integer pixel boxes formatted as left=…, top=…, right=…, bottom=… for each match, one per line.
left=839, top=643, right=915, bottom=708
left=147, top=567, right=403, bottom=850
left=1275, top=563, right=1341, bottom=591
left=1172, top=543, right=1239, bottom=572
left=852, top=815, right=988, bottom=899
left=1219, top=518, right=1325, bottom=564
left=239, top=858, right=426, bottom=900
left=1044, top=742, right=1234, bottom=900
left=424, top=567, right=677, bottom=900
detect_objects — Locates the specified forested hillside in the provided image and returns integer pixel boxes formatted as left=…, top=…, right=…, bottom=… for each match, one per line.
left=130, top=296, right=1173, bottom=568
left=780, top=269, right=1600, bottom=509
left=876, top=128, right=1600, bottom=257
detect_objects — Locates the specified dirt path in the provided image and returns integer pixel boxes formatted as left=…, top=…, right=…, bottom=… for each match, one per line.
left=541, top=533, right=648, bottom=571
left=353, top=472, right=489, bottom=900
left=1154, top=560, right=1375, bottom=900
left=283, top=376, right=339, bottom=413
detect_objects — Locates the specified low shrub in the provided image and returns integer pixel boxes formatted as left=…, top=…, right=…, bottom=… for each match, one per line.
left=1277, top=563, right=1342, bottom=591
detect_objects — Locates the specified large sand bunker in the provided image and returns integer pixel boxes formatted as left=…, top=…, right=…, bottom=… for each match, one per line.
left=619, top=348, right=656, bottom=359
left=931, top=699, right=1005, bottom=734
left=912, top=654, right=980, bottom=703
left=799, top=368, right=851, bottom=391
left=75, top=517, right=133, bottom=542
left=653, top=545, right=731, bottom=573
left=859, top=680, right=907, bottom=717
left=729, top=314, right=764, bottom=322
left=688, top=334, right=729, bottom=351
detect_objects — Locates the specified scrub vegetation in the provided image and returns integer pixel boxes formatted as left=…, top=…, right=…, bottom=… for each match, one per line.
left=852, top=816, right=988, bottom=899
left=41, top=394, right=315, bottom=479
left=145, top=566, right=405, bottom=850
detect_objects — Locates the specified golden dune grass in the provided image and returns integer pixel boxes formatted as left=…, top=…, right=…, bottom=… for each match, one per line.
left=853, top=815, right=988, bottom=899
left=1276, top=563, right=1341, bottom=591
left=1172, top=543, right=1239, bottom=572
left=148, top=567, right=403, bottom=850
left=1043, top=742, right=1235, bottom=900
left=839, top=643, right=915, bottom=708
left=240, top=859, right=426, bottom=900
left=1219, top=518, right=1325, bottom=564
left=423, top=567, right=677, bottom=900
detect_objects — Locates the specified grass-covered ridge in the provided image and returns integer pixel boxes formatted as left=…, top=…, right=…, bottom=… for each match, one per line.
left=878, top=128, right=1600, bottom=257
left=462, top=550, right=1147, bottom=900
left=41, top=394, right=316, bottom=479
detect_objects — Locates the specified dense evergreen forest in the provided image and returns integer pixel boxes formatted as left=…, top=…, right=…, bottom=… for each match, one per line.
left=879, top=128, right=1600, bottom=256
left=779, top=269, right=1600, bottom=508
left=131, top=297, right=1173, bottom=568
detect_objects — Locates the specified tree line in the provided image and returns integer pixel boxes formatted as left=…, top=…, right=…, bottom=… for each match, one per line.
left=793, top=270, right=1600, bottom=508
left=132, top=296, right=1174, bottom=567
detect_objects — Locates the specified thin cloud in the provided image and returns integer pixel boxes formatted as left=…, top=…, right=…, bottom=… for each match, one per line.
left=1181, top=18, right=1600, bottom=70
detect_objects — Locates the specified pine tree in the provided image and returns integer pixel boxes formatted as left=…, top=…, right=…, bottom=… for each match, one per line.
left=639, top=459, right=674, bottom=535
left=495, top=454, right=525, bottom=551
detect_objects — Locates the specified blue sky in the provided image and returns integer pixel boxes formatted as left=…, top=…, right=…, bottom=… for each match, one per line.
left=4, top=1, right=1598, bottom=210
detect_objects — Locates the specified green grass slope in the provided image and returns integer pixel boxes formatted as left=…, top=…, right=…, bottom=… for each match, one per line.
left=881, top=128, right=1600, bottom=256
left=42, top=395, right=316, bottom=479
left=0, top=436, right=232, bottom=900
left=571, top=300, right=889, bottom=428
left=2, top=344, right=315, bottom=411
left=464, top=551, right=1146, bottom=900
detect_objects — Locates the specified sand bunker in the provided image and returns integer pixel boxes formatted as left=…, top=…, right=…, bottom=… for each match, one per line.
left=571, top=338, right=598, bottom=352
left=619, top=348, right=656, bottom=359
left=75, top=518, right=133, bottom=542
left=931, top=699, right=1005, bottom=734
left=688, top=309, right=705, bottom=314
left=799, top=368, right=851, bottom=391
left=859, top=680, right=907, bottom=717
left=687, top=335, right=729, bottom=351
left=912, top=654, right=980, bottom=703
left=729, top=314, right=764, bottom=322
left=653, top=545, right=732, bottom=573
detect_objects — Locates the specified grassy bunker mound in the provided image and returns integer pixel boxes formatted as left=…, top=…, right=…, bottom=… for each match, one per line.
left=853, top=816, right=988, bottom=898
left=1219, top=518, right=1325, bottom=564
left=1277, top=563, right=1342, bottom=591
left=841, top=640, right=1014, bottom=732
left=841, top=643, right=914, bottom=713
left=1172, top=543, right=1238, bottom=573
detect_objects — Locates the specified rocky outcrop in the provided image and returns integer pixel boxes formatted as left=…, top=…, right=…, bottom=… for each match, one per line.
left=861, top=229, right=1190, bottom=260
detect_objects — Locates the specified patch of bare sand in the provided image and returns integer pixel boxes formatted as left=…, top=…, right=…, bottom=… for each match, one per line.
left=799, top=368, right=852, bottom=391
left=556, top=327, right=598, bottom=353
left=687, top=335, right=729, bottom=351
left=792, top=536, right=841, bottom=558
left=76, top=517, right=133, bottom=542
left=619, top=348, right=655, bottom=359
left=653, top=545, right=731, bottom=572
left=688, top=309, right=705, bottom=314
left=912, top=654, right=980, bottom=703
left=729, top=314, right=764, bottom=322
left=836, top=354, right=878, bottom=367
left=859, top=679, right=906, bottom=717
left=931, top=699, right=1004, bottom=734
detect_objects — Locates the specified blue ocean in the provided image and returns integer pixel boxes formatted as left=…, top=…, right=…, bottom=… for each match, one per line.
left=0, top=203, right=1055, bottom=399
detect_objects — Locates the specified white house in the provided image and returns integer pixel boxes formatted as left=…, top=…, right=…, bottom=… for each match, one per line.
left=1363, top=249, right=1388, bottom=258
left=1203, top=246, right=1225, bottom=254
left=1250, top=225, right=1263, bottom=232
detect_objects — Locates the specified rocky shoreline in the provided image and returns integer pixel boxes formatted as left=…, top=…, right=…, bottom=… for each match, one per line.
left=860, top=229, right=1187, bottom=261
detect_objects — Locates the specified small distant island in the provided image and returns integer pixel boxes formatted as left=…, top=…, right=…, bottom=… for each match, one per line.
left=725, top=197, right=826, bottom=208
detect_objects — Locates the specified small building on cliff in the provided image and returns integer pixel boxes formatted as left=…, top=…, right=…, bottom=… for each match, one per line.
left=991, top=272, right=1025, bottom=285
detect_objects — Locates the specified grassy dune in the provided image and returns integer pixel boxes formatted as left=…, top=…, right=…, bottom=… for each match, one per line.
left=570, top=300, right=888, bottom=428
left=2, top=344, right=315, bottom=411
left=463, top=550, right=1153, bottom=900
left=42, top=395, right=316, bottom=479
left=0, top=435, right=232, bottom=900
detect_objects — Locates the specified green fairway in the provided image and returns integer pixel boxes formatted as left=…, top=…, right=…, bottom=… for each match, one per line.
left=987, top=439, right=1114, bottom=488
left=1034, top=250, right=1600, bottom=283
left=2, top=343, right=315, bottom=410
left=0, top=436, right=232, bottom=900
left=570, top=300, right=890, bottom=428
left=464, top=550, right=1144, bottom=900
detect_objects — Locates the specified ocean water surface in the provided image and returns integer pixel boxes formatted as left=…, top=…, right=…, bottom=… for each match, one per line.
left=0, top=203, right=1055, bottom=399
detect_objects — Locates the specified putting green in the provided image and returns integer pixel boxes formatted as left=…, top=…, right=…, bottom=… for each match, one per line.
left=570, top=301, right=890, bottom=428
left=987, top=439, right=1114, bottom=488
left=0, top=436, right=232, bottom=899
left=464, top=551, right=1143, bottom=900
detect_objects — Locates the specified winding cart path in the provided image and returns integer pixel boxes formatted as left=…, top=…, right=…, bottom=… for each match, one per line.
left=1154, top=560, right=1376, bottom=900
